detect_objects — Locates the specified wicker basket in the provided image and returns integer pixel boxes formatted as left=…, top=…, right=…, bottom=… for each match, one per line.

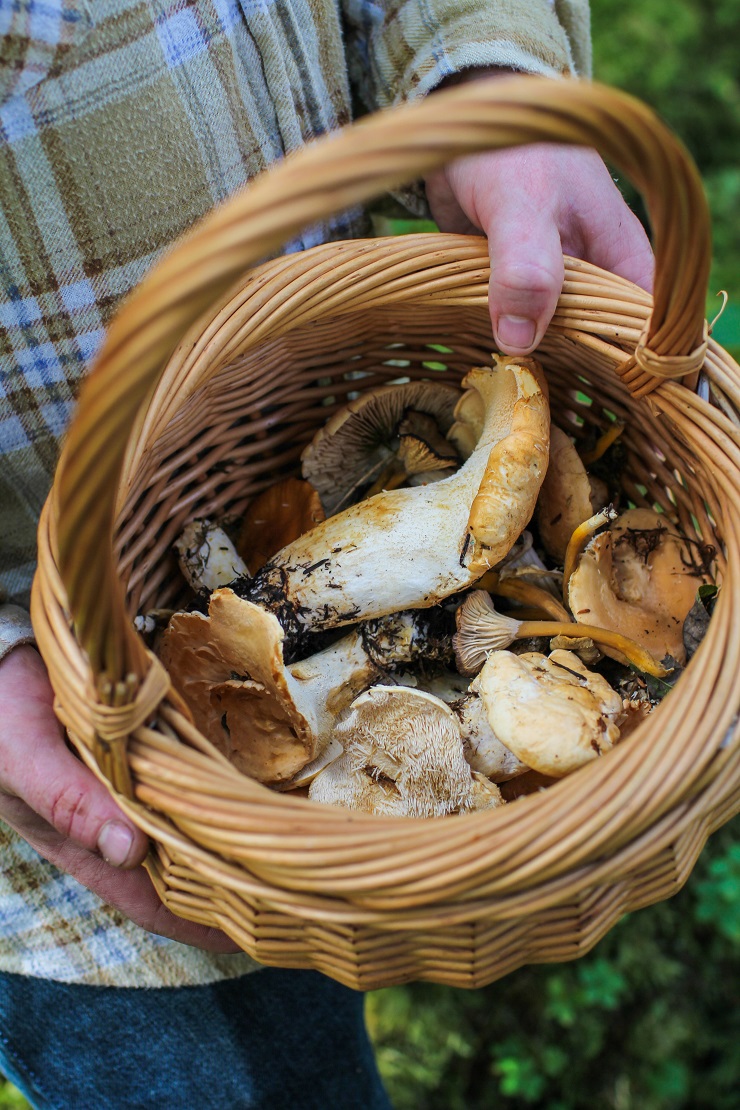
left=32, top=77, right=740, bottom=990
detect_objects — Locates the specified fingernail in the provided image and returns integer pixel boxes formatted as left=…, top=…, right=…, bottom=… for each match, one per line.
left=496, top=315, right=537, bottom=351
left=98, top=821, right=135, bottom=868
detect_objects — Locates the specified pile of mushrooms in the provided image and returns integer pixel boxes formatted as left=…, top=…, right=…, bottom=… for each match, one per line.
left=152, top=355, right=717, bottom=817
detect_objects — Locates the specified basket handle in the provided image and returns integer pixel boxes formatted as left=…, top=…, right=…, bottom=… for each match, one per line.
left=52, top=75, right=711, bottom=682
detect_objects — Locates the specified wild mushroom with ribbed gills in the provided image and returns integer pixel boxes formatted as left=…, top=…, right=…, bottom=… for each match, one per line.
left=567, top=507, right=715, bottom=667
left=475, top=649, right=624, bottom=777
left=301, top=380, right=462, bottom=516
left=453, top=590, right=672, bottom=678
left=247, top=355, right=550, bottom=638
left=308, top=685, right=503, bottom=817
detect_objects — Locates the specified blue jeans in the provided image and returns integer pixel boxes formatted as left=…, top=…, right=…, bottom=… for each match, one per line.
left=0, top=968, right=392, bottom=1109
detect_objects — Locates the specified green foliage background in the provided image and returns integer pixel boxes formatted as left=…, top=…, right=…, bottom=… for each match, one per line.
left=2, top=1, right=739, bottom=1107
left=369, top=2, right=740, bottom=1107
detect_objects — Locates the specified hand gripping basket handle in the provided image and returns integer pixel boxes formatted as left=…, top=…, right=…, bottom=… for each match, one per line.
left=53, top=76, right=711, bottom=682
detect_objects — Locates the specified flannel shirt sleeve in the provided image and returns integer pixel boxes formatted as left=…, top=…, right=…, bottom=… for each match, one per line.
left=342, top=0, right=591, bottom=113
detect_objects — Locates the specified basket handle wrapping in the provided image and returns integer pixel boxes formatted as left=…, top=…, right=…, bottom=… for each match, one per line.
left=52, top=76, right=711, bottom=682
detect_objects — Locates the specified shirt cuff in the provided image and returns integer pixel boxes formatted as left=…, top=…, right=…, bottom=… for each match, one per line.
left=0, top=604, right=36, bottom=663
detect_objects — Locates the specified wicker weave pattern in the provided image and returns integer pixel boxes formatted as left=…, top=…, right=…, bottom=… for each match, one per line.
left=31, top=78, right=740, bottom=989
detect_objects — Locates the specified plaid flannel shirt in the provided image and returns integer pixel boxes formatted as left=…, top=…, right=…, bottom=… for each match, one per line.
left=0, top=0, right=590, bottom=987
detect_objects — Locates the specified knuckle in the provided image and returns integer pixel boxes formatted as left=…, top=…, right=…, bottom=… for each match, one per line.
left=49, top=780, right=96, bottom=846
left=489, top=260, right=559, bottom=301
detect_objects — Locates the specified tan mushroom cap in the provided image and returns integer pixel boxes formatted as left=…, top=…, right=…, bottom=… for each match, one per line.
left=237, top=477, right=325, bottom=574
left=301, top=380, right=462, bottom=516
left=536, top=425, right=608, bottom=564
left=308, top=686, right=486, bottom=818
left=567, top=507, right=712, bottom=666
left=475, top=649, right=623, bottom=777
left=159, top=589, right=378, bottom=784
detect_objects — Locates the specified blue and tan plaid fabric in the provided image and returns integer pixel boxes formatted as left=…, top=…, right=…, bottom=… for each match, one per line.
left=0, top=0, right=589, bottom=986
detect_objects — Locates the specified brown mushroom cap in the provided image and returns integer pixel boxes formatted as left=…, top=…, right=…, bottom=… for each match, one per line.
left=301, top=380, right=462, bottom=516
left=159, top=590, right=378, bottom=784
left=237, top=477, right=325, bottom=574
left=567, top=507, right=712, bottom=666
left=475, top=648, right=623, bottom=777
left=159, top=593, right=308, bottom=783
left=536, top=425, right=607, bottom=564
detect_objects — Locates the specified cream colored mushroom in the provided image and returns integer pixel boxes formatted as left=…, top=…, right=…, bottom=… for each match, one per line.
left=301, top=380, right=462, bottom=515
left=567, top=507, right=714, bottom=666
left=308, top=686, right=502, bottom=816
left=247, top=355, right=550, bottom=634
left=475, top=649, right=624, bottom=777
left=536, top=425, right=609, bottom=564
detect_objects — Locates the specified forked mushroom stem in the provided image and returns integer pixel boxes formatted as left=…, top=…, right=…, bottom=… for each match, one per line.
left=454, top=591, right=672, bottom=678
left=476, top=570, right=571, bottom=622
left=562, top=506, right=618, bottom=600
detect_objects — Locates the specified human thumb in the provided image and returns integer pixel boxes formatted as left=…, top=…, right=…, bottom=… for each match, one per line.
left=486, top=200, right=564, bottom=356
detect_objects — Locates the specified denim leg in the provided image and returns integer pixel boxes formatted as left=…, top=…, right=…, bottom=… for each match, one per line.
left=0, top=968, right=393, bottom=1110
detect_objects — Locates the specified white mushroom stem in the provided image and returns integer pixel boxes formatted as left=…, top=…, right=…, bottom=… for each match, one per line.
left=453, top=590, right=672, bottom=678
left=247, top=357, right=549, bottom=634
left=174, top=519, right=248, bottom=593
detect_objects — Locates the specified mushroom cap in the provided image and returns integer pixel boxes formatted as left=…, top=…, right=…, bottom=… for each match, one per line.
left=301, top=380, right=462, bottom=516
left=309, top=685, right=478, bottom=818
left=159, top=589, right=377, bottom=784
left=536, top=425, right=605, bottom=564
left=475, top=649, right=623, bottom=777
left=237, top=477, right=325, bottom=574
left=567, top=508, right=712, bottom=666
left=461, top=356, right=550, bottom=557
left=159, top=592, right=309, bottom=783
